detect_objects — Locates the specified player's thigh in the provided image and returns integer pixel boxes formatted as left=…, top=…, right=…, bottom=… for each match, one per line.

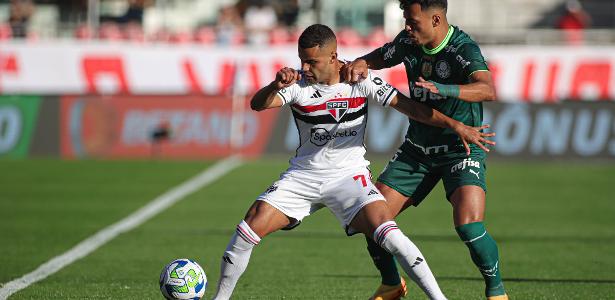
left=321, top=168, right=386, bottom=235
left=377, top=150, right=440, bottom=213
left=252, top=172, right=318, bottom=236
left=440, top=153, right=488, bottom=226
left=243, top=200, right=292, bottom=237
left=350, top=200, right=392, bottom=237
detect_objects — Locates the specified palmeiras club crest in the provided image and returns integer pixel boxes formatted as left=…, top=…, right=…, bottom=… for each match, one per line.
left=326, top=99, right=349, bottom=122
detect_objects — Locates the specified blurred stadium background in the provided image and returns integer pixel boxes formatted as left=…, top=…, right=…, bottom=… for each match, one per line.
left=1, top=0, right=614, bottom=299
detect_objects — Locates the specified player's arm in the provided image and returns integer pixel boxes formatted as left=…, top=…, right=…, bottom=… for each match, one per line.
left=343, top=31, right=405, bottom=83
left=389, top=93, right=495, bottom=154
left=414, top=71, right=496, bottom=102
left=250, top=67, right=301, bottom=111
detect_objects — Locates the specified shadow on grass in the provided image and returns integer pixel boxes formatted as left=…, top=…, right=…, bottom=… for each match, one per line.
left=320, top=274, right=615, bottom=284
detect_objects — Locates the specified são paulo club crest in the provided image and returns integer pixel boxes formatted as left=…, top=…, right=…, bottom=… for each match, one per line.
left=326, top=99, right=349, bottom=122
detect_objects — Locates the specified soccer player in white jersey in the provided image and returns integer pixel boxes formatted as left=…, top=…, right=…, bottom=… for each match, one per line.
left=212, top=24, right=495, bottom=300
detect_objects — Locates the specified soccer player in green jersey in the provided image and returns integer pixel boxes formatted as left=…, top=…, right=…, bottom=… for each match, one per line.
left=344, top=1, right=507, bottom=299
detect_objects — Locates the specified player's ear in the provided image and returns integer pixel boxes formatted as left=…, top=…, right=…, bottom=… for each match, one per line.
left=330, top=51, right=337, bottom=64
left=432, top=14, right=441, bottom=27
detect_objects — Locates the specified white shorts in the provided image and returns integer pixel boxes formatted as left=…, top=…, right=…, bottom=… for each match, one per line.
left=256, top=167, right=385, bottom=234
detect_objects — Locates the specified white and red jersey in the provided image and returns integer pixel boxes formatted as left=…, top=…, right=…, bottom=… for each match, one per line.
left=276, top=71, right=398, bottom=175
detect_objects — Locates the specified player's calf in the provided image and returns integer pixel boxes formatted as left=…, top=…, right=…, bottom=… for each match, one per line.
left=373, top=221, right=447, bottom=300
left=456, top=222, right=506, bottom=298
left=213, top=220, right=261, bottom=300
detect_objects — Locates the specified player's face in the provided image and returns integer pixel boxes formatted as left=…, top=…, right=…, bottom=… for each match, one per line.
left=298, top=43, right=336, bottom=84
left=403, top=3, right=437, bottom=45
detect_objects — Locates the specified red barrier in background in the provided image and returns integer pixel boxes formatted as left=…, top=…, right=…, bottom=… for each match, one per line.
left=60, top=95, right=279, bottom=158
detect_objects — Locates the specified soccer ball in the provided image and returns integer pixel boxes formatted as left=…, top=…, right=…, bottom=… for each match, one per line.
left=159, top=258, right=207, bottom=300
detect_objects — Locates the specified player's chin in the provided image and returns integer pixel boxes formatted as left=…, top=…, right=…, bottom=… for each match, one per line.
left=304, top=76, right=316, bottom=84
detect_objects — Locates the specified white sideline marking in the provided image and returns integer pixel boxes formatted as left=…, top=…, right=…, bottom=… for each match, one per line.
left=0, top=156, right=243, bottom=299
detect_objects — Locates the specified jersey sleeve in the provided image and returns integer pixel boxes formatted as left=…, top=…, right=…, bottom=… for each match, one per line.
left=276, top=82, right=301, bottom=105
left=456, top=43, right=489, bottom=78
left=378, top=30, right=408, bottom=68
left=359, top=71, right=398, bottom=107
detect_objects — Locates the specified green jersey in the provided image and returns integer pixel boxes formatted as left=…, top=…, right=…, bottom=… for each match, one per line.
left=379, top=25, right=489, bottom=157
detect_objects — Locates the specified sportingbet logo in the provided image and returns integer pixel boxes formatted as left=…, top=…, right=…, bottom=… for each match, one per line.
left=326, top=100, right=349, bottom=122
left=310, top=127, right=358, bottom=146
left=450, top=158, right=480, bottom=173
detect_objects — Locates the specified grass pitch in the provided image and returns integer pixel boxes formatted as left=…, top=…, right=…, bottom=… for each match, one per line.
left=1, top=158, right=614, bottom=299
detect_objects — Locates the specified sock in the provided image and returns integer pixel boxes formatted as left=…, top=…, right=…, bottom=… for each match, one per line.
left=374, top=221, right=447, bottom=300
left=456, top=222, right=505, bottom=297
left=365, top=235, right=401, bottom=285
left=212, top=220, right=261, bottom=300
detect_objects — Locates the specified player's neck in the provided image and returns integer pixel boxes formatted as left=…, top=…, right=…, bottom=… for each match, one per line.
left=425, top=23, right=451, bottom=50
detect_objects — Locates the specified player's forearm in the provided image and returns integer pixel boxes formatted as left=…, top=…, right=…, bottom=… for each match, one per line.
left=359, top=49, right=387, bottom=70
left=391, top=95, right=460, bottom=129
left=457, top=81, right=496, bottom=102
left=250, top=82, right=279, bottom=111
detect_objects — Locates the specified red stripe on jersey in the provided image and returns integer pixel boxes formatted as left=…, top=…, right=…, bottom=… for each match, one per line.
left=292, top=97, right=367, bottom=113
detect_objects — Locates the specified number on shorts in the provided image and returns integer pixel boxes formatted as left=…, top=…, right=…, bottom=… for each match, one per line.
left=353, top=174, right=367, bottom=187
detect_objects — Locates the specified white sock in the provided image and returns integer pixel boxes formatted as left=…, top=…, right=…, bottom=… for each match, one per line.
left=374, top=221, right=447, bottom=300
left=212, top=220, right=261, bottom=300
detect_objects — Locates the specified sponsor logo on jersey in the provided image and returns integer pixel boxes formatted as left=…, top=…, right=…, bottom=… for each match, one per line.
left=326, top=100, right=349, bottom=122
left=310, top=127, right=358, bottom=146
left=383, top=46, right=396, bottom=61
left=421, top=56, right=433, bottom=78
left=368, top=189, right=379, bottom=196
left=310, top=90, right=322, bottom=99
left=411, top=85, right=446, bottom=102
left=444, top=45, right=458, bottom=53
left=456, top=55, right=471, bottom=69
left=404, top=56, right=418, bottom=68
left=436, top=60, right=451, bottom=79
left=406, top=138, right=449, bottom=154
left=399, top=37, right=413, bottom=44
left=450, top=158, right=481, bottom=173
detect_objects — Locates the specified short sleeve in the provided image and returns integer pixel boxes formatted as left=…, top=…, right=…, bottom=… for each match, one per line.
left=456, top=43, right=489, bottom=78
left=379, top=30, right=408, bottom=68
left=359, top=71, right=398, bottom=107
left=276, top=83, right=301, bottom=105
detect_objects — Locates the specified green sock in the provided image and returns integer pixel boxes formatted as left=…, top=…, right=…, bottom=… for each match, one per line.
left=365, top=235, right=401, bottom=286
left=456, top=222, right=506, bottom=297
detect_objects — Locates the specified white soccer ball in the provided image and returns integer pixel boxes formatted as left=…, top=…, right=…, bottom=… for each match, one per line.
left=159, top=258, right=207, bottom=300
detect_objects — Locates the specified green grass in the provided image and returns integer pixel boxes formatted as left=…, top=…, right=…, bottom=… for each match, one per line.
left=1, top=159, right=614, bottom=299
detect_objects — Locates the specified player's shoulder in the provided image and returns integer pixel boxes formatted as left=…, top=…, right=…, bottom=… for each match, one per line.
left=391, top=30, right=416, bottom=47
left=448, top=26, right=482, bottom=53
left=357, top=70, right=384, bottom=87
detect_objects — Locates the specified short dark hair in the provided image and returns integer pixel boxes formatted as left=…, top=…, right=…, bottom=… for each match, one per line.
left=298, top=24, right=337, bottom=49
left=399, top=0, right=447, bottom=10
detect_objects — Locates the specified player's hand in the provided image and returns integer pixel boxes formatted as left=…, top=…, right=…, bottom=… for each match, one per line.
left=453, top=124, right=496, bottom=156
left=414, top=77, right=440, bottom=94
left=273, top=67, right=301, bottom=89
left=342, top=58, right=368, bottom=83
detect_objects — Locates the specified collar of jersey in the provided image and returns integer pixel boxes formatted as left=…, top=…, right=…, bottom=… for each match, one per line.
left=421, top=25, right=454, bottom=55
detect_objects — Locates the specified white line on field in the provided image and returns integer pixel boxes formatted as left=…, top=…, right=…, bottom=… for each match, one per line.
left=0, top=156, right=243, bottom=300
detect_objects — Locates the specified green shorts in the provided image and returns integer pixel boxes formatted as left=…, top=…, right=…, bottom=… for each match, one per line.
left=377, top=147, right=487, bottom=205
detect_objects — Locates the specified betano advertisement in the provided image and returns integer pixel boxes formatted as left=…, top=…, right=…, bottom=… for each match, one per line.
left=55, top=96, right=615, bottom=159
left=60, top=95, right=278, bottom=158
